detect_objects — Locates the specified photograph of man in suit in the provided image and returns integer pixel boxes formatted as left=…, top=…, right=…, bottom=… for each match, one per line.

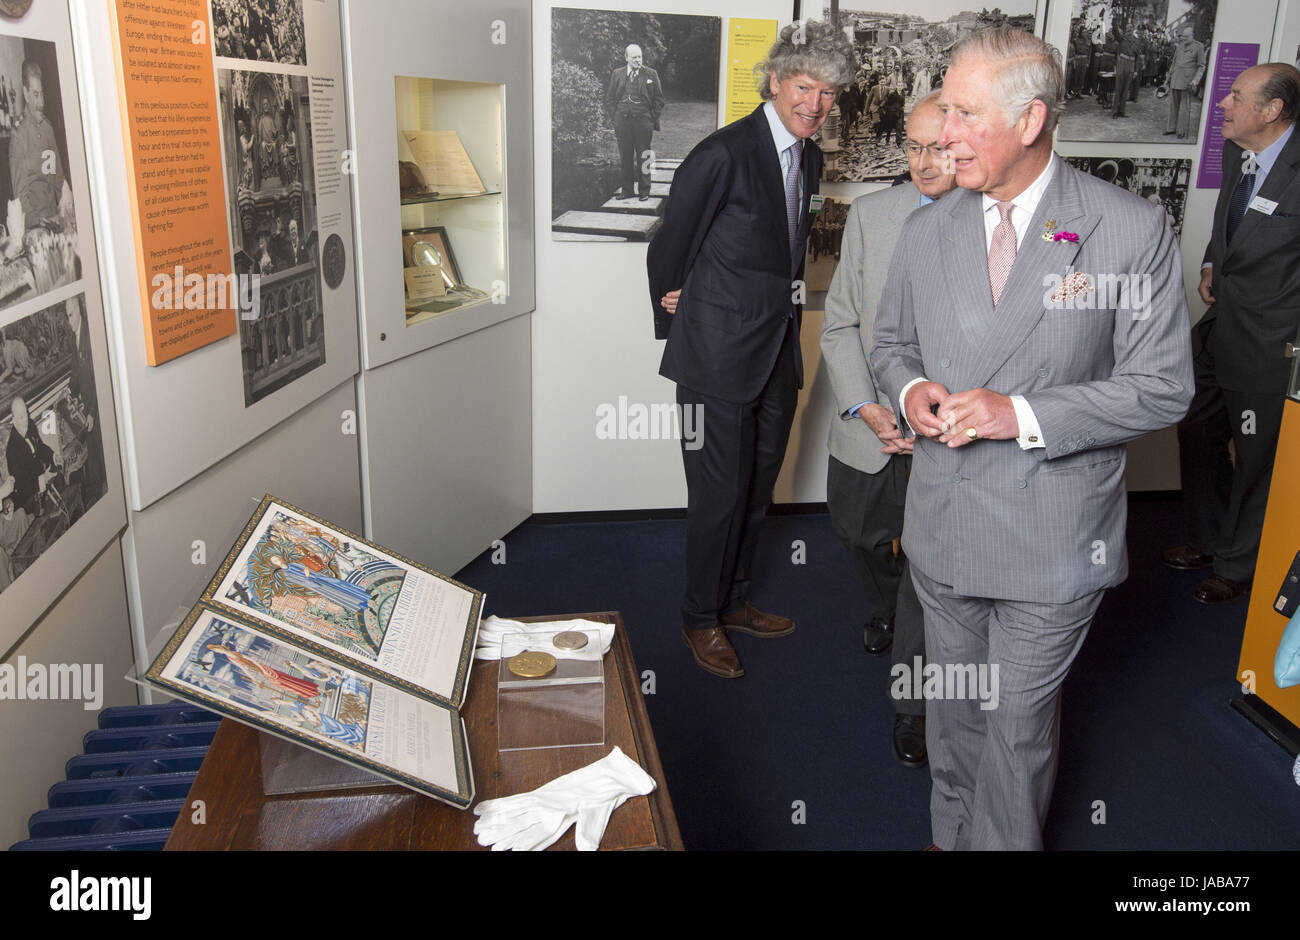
left=870, top=27, right=1193, bottom=850
left=4, top=395, right=58, bottom=519
left=605, top=43, right=665, bottom=201
left=1163, top=26, right=1206, bottom=139
left=647, top=20, right=854, bottom=679
left=1164, top=64, right=1300, bottom=604
left=821, top=91, right=955, bottom=769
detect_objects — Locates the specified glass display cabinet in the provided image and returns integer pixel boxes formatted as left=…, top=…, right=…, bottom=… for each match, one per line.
left=394, top=76, right=506, bottom=328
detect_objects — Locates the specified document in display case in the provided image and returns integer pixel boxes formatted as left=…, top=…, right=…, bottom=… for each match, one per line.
left=395, top=76, right=504, bottom=327
left=143, top=494, right=483, bottom=808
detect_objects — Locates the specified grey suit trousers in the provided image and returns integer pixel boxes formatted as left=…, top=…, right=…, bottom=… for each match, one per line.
left=910, top=565, right=1102, bottom=850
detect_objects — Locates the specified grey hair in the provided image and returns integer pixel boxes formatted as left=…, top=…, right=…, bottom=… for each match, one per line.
left=1256, top=63, right=1300, bottom=123
left=951, top=27, right=1065, bottom=135
left=755, top=19, right=856, bottom=99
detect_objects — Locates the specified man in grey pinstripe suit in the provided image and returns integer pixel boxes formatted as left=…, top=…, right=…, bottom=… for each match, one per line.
left=870, top=28, right=1193, bottom=850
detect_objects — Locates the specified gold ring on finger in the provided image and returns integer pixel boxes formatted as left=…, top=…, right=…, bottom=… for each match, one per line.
left=966, top=427, right=978, bottom=440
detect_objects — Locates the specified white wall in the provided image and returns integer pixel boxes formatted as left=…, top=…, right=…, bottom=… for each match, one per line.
left=0, top=543, right=136, bottom=849
left=533, top=0, right=793, bottom=512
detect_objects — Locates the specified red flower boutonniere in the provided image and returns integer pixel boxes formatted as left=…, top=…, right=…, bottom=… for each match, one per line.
left=1053, top=231, right=1079, bottom=243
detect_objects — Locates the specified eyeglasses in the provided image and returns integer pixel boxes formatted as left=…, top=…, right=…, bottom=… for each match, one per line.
left=905, top=143, right=948, bottom=159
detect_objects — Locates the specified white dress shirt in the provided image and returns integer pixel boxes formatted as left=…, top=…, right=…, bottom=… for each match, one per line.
left=899, top=154, right=1058, bottom=449
left=764, top=100, right=803, bottom=203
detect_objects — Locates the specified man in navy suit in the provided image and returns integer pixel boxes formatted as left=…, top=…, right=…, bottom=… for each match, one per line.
left=1164, top=64, right=1300, bottom=603
left=647, top=21, right=854, bottom=678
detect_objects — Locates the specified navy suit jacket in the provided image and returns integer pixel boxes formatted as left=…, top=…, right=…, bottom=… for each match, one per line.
left=647, top=104, right=820, bottom=403
left=1202, top=129, right=1300, bottom=393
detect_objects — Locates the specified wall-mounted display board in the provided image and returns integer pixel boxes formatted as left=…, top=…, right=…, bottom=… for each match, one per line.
left=343, top=0, right=535, bottom=371
left=0, top=0, right=127, bottom=656
left=71, top=0, right=359, bottom=510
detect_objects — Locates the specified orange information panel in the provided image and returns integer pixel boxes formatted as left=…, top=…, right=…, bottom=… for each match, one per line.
left=1238, top=398, right=1300, bottom=726
left=110, top=0, right=234, bottom=365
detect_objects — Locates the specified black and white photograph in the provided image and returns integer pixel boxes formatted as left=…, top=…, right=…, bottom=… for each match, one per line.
left=551, top=8, right=721, bottom=242
left=820, top=3, right=1037, bottom=182
left=218, top=69, right=324, bottom=406
left=1063, top=155, right=1192, bottom=234
left=0, top=35, right=79, bottom=315
left=805, top=196, right=850, bottom=292
left=0, top=293, right=107, bottom=595
left=1058, top=0, right=1218, bottom=144
left=212, top=0, right=307, bottom=66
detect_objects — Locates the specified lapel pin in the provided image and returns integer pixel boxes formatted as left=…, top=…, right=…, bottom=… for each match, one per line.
left=1041, top=219, right=1058, bottom=241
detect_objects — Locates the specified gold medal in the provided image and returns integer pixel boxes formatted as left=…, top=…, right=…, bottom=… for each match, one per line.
left=507, top=651, right=557, bottom=678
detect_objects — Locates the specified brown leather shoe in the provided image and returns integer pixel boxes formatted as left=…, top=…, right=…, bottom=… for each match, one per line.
left=682, top=625, right=744, bottom=678
left=719, top=602, right=795, bottom=637
left=1162, top=545, right=1213, bottom=570
left=1193, top=574, right=1251, bottom=605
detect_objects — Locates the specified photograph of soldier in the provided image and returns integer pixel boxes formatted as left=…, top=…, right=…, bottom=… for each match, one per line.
left=804, top=196, right=850, bottom=292
left=551, top=8, right=721, bottom=242
left=1058, top=0, right=1217, bottom=144
left=820, top=3, right=1036, bottom=182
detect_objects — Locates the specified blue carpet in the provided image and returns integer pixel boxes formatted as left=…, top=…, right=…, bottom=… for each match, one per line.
left=455, top=497, right=1300, bottom=850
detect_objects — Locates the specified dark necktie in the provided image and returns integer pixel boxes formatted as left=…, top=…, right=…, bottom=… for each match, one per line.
left=1227, top=166, right=1256, bottom=243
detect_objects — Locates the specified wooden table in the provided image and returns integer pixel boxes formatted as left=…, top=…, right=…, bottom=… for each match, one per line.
left=165, top=611, right=683, bottom=850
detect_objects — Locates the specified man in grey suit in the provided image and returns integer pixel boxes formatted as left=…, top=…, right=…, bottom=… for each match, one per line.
left=821, top=92, right=955, bottom=769
left=870, top=28, right=1193, bottom=850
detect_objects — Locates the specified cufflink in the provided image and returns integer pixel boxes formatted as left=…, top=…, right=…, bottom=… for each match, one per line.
left=1028, top=435, right=1039, bottom=443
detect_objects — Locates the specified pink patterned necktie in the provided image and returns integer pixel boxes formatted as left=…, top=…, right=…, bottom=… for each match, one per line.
left=988, top=200, right=1016, bottom=305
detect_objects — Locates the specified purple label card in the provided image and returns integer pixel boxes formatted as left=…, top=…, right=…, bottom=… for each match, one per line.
left=1197, top=42, right=1260, bottom=189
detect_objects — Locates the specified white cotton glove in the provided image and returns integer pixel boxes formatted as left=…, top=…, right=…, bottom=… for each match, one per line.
left=472, top=746, right=656, bottom=851
left=474, top=616, right=615, bottom=662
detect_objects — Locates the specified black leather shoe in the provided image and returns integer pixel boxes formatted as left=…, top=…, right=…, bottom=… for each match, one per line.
left=1193, top=574, right=1251, bottom=605
left=863, top=617, right=893, bottom=656
left=893, top=714, right=927, bottom=768
left=1162, top=545, right=1213, bottom=570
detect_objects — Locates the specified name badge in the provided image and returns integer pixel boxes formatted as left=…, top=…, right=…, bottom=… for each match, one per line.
left=1249, top=195, right=1278, bottom=215
left=809, top=194, right=824, bottom=214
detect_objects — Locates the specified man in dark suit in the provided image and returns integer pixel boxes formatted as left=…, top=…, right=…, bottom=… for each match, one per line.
left=605, top=44, right=664, bottom=201
left=647, top=21, right=854, bottom=678
left=5, top=395, right=57, bottom=518
left=65, top=296, right=104, bottom=504
left=1164, top=64, right=1300, bottom=603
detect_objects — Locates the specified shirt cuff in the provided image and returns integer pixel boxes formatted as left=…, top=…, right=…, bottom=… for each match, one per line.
left=845, top=400, right=875, bottom=419
left=1011, top=395, right=1045, bottom=449
left=898, top=378, right=926, bottom=436
left=1201, top=262, right=1212, bottom=270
